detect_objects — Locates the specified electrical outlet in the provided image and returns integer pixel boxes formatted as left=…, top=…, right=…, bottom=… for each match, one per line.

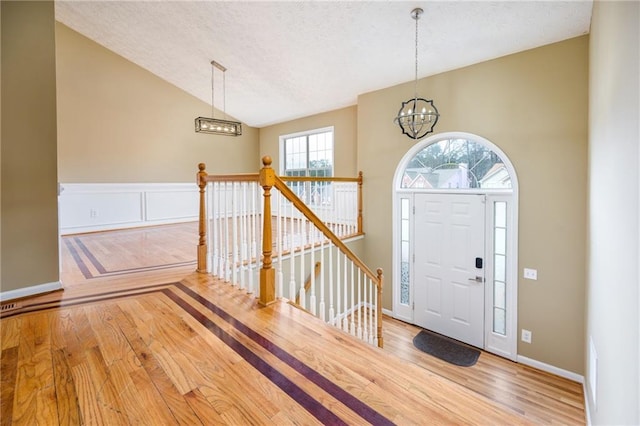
left=90, top=209, right=98, bottom=218
left=521, top=329, right=532, bottom=343
left=523, top=268, right=537, bottom=280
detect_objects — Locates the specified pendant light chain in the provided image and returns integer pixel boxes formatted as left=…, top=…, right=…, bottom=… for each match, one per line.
left=211, top=62, right=215, bottom=119
left=413, top=9, right=419, bottom=102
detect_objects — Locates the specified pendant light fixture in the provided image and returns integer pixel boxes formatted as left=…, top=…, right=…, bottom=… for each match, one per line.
left=195, top=60, right=242, bottom=136
left=393, top=8, right=439, bottom=140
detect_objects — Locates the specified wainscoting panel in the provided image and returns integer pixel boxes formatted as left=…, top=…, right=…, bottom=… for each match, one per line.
left=59, top=183, right=198, bottom=235
left=144, top=189, right=199, bottom=221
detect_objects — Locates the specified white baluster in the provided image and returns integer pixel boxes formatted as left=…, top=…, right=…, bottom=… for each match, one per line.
left=319, top=238, right=325, bottom=322
left=343, top=252, right=349, bottom=332
left=357, top=270, right=363, bottom=340
left=232, top=182, right=239, bottom=286
left=334, top=245, right=339, bottom=327
left=309, top=222, right=317, bottom=316
left=299, top=215, right=306, bottom=310
left=368, top=276, right=374, bottom=344
left=248, top=182, right=256, bottom=294
left=276, top=191, right=283, bottom=298
left=209, top=182, right=220, bottom=276
left=223, top=182, right=230, bottom=282
left=217, top=183, right=224, bottom=279
left=373, top=280, right=379, bottom=347
left=350, top=261, right=355, bottom=336
left=251, top=183, right=257, bottom=259
left=362, top=271, right=369, bottom=342
left=288, top=201, right=296, bottom=300
left=241, top=182, right=249, bottom=290
left=328, top=242, right=334, bottom=324
left=238, top=182, right=245, bottom=290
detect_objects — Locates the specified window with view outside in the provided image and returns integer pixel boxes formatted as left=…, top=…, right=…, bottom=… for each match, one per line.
left=283, top=129, right=333, bottom=206
left=401, top=139, right=512, bottom=190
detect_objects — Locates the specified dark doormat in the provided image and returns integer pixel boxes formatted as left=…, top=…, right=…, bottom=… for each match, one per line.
left=412, top=330, right=480, bottom=367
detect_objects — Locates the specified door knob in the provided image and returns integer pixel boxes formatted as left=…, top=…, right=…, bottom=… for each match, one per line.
left=468, top=276, right=484, bottom=283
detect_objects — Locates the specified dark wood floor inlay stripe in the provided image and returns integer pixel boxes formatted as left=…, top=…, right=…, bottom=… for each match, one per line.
left=162, top=289, right=348, bottom=426
left=73, top=237, right=107, bottom=273
left=176, top=283, right=395, bottom=426
left=73, top=236, right=195, bottom=276
left=0, top=283, right=179, bottom=319
left=64, top=238, right=93, bottom=279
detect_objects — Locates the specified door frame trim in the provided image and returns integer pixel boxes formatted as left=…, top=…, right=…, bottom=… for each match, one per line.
left=391, top=132, right=519, bottom=360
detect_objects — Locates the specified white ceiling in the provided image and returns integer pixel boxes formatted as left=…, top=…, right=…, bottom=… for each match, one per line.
left=55, top=1, right=593, bottom=128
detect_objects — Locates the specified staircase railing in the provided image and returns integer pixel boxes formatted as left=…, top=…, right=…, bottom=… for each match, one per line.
left=196, top=156, right=384, bottom=348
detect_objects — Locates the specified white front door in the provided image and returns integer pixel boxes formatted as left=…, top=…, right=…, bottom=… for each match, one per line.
left=413, top=193, right=486, bottom=348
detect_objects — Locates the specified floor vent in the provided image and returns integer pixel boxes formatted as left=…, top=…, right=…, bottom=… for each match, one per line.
left=1, top=302, right=21, bottom=313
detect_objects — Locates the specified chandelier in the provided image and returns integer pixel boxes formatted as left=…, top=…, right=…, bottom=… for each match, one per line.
left=195, top=60, right=242, bottom=136
left=393, top=8, right=439, bottom=140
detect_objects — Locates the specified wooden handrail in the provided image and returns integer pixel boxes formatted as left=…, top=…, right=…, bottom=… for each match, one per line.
left=281, top=176, right=359, bottom=183
left=203, top=173, right=259, bottom=183
left=273, top=173, right=379, bottom=285
left=282, top=172, right=364, bottom=235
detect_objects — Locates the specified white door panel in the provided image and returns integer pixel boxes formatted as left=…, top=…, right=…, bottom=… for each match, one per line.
left=414, top=193, right=485, bottom=348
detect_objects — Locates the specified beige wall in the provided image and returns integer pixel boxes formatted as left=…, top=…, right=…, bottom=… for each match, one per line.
left=1, top=1, right=60, bottom=292
left=259, top=106, right=357, bottom=176
left=259, top=38, right=588, bottom=373
left=358, top=36, right=588, bottom=374
left=587, top=1, right=639, bottom=423
left=56, top=23, right=260, bottom=183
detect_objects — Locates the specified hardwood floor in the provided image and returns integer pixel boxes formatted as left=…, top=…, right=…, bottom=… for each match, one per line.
left=1, top=223, right=585, bottom=425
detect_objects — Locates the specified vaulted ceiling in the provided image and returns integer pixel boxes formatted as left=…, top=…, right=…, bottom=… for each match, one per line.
left=55, top=1, right=593, bottom=128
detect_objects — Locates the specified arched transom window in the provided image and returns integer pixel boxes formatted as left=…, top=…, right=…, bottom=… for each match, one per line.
left=401, top=139, right=512, bottom=190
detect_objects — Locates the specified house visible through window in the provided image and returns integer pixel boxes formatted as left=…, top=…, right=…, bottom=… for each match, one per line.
left=281, top=127, right=334, bottom=206
left=401, top=139, right=512, bottom=190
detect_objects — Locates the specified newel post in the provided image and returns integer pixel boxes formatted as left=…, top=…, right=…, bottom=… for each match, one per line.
left=197, top=163, right=208, bottom=273
left=259, top=156, right=276, bottom=306
left=357, top=171, right=363, bottom=234
left=376, top=268, right=384, bottom=348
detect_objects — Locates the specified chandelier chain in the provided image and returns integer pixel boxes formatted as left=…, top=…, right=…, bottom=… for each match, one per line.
left=414, top=9, right=419, bottom=101
left=210, top=62, right=215, bottom=118
left=223, top=71, right=227, bottom=120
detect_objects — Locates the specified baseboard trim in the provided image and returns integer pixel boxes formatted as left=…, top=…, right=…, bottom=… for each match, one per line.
left=382, top=308, right=393, bottom=317
left=1, top=280, right=63, bottom=302
left=517, top=355, right=584, bottom=383
left=583, top=382, right=592, bottom=425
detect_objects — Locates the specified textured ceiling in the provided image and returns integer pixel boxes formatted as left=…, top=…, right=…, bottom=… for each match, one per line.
left=55, top=1, right=593, bottom=128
